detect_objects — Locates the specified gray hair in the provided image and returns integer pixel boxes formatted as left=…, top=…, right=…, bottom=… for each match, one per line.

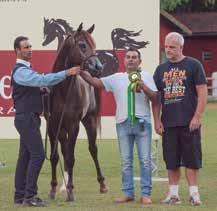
left=165, top=32, right=184, bottom=46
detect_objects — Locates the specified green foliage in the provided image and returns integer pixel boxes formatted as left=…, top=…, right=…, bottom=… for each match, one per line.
left=161, top=0, right=217, bottom=12
left=160, top=0, right=190, bottom=11
left=204, top=0, right=217, bottom=6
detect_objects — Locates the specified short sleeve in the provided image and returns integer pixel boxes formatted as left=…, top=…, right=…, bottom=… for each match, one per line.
left=193, top=60, right=207, bottom=85
left=153, top=66, right=162, bottom=91
left=101, top=74, right=117, bottom=92
left=142, top=71, right=157, bottom=91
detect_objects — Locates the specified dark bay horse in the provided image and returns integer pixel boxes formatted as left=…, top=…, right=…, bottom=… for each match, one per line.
left=46, top=23, right=108, bottom=201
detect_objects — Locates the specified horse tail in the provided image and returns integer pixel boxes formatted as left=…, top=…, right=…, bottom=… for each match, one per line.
left=94, top=88, right=101, bottom=138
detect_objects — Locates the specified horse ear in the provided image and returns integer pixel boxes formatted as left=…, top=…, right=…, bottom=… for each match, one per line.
left=87, top=24, right=95, bottom=34
left=76, top=23, right=83, bottom=33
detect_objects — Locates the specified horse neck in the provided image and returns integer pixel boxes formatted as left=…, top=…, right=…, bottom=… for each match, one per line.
left=52, top=44, right=70, bottom=73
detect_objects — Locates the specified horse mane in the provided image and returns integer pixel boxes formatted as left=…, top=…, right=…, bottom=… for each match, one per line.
left=52, top=30, right=96, bottom=72
left=52, top=35, right=73, bottom=73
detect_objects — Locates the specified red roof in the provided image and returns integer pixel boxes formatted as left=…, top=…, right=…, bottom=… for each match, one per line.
left=160, top=10, right=192, bottom=35
left=174, top=12, right=217, bottom=35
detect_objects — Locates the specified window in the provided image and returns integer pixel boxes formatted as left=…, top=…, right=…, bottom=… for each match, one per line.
left=202, top=51, right=213, bottom=61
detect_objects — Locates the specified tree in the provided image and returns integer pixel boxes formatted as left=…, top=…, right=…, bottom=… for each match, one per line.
left=161, top=0, right=217, bottom=12
left=160, top=0, right=189, bottom=11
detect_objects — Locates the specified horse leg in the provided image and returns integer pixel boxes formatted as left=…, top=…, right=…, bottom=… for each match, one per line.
left=58, top=128, right=70, bottom=196
left=48, top=125, right=59, bottom=199
left=64, top=123, right=79, bottom=202
left=82, top=115, right=108, bottom=193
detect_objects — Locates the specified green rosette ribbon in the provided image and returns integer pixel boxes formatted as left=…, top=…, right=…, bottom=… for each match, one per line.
left=127, top=70, right=141, bottom=123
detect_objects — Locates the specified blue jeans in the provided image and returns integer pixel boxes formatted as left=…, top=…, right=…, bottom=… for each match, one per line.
left=116, top=119, right=152, bottom=197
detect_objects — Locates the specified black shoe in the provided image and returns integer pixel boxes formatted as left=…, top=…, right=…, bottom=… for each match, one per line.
left=14, top=198, right=24, bottom=205
left=23, top=196, right=47, bottom=207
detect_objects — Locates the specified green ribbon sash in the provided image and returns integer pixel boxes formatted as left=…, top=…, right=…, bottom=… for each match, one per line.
left=127, top=70, right=141, bottom=123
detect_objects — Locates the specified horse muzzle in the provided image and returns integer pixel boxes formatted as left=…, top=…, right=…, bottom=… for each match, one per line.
left=83, top=55, right=104, bottom=78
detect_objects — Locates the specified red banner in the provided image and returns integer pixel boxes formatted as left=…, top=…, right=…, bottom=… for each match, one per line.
left=0, top=50, right=125, bottom=116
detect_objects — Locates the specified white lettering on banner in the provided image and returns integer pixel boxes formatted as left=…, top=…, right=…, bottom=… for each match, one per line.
left=0, top=75, right=12, bottom=99
left=0, top=107, right=3, bottom=114
left=0, top=106, right=15, bottom=115
left=7, top=106, right=15, bottom=114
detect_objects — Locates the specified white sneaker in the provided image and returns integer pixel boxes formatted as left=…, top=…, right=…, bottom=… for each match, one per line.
left=189, top=192, right=202, bottom=206
left=161, top=194, right=181, bottom=205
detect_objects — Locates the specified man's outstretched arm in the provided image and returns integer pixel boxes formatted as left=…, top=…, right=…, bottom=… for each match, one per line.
left=80, top=71, right=105, bottom=90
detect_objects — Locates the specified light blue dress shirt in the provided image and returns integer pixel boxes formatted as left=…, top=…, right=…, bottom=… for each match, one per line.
left=13, top=59, right=67, bottom=87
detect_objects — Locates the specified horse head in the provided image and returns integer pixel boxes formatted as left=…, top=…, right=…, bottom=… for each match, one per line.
left=111, top=28, right=149, bottom=50
left=53, top=23, right=103, bottom=77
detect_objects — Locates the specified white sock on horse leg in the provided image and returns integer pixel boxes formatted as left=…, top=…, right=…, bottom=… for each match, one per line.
left=59, top=171, right=68, bottom=193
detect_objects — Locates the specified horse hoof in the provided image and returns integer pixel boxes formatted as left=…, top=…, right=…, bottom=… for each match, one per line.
left=48, top=192, right=56, bottom=200
left=100, top=185, right=109, bottom=193
left=66, top=194, right=76, bottom=202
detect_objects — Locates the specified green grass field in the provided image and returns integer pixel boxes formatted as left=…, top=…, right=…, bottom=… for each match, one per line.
left=0, top=103, right=217, bottom=211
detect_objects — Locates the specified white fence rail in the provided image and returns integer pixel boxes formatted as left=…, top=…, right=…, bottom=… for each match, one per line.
left=207, top=72, right=217, bottom=98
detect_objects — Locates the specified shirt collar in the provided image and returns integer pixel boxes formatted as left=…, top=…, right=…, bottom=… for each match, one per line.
left=16, top=59, right=31, bottom=68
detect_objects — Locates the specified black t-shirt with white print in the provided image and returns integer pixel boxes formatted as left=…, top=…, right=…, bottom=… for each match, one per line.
left=153, top=56, right=207, bottom=128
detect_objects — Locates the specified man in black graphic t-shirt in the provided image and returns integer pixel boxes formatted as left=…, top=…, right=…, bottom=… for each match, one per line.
left=153, top=32, right=207, bottom=206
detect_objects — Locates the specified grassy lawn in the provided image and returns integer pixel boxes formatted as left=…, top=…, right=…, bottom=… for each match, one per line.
left=0, top=103, right=217, bottom=211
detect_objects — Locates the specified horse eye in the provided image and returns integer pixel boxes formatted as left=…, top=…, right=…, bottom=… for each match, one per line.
left=78, top=43, right=86, bottom=51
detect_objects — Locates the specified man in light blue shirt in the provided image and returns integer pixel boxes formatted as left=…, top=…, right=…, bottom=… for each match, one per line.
left=80, top=48, right=158, bottom=205
left=12, top=36, right=80, bottom=207
left=13, top=58, right=69, bottom=86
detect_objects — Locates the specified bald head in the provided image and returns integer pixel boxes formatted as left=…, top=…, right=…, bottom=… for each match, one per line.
left=164, top=32, right=185, bottom=62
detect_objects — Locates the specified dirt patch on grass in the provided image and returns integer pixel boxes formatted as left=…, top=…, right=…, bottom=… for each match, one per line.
left=207, top=102, right=217, bottom=109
